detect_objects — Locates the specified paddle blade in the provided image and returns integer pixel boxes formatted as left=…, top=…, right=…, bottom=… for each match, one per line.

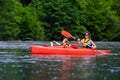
left=61, top=30, right=73, bottom=38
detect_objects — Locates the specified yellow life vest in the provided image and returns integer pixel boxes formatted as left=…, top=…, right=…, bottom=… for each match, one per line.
left=62, top=42, right=69, bottom=47
left=82, top=38, right=90, bottom=48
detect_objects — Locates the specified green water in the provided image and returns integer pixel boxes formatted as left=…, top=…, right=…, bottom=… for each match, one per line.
left=0, top=41, right=120, bottom=80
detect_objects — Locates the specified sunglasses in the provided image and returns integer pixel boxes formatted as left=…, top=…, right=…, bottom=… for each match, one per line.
left=85, top=34, right=89, bottom=36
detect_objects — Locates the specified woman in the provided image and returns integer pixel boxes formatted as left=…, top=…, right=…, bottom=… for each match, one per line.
left=80, top=32, right=96, bottom=49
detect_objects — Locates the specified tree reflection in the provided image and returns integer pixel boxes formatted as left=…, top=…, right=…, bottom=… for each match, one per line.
left=30, top=55, right=96, bottom=80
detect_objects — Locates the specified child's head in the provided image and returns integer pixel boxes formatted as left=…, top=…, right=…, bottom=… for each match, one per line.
left=63, top=38, right=68, bottom=42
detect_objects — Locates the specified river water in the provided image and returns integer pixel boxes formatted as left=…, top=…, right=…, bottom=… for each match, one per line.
left=0, top=41, right=120, bottom=80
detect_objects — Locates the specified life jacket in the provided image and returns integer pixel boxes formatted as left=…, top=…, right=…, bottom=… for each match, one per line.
left=82, top=38, right=91, bottom=48
left=61, top=41, right=69, bottom=47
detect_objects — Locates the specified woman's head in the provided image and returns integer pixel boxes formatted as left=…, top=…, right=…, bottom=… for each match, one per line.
left=84, top=32, right=91, bottom=39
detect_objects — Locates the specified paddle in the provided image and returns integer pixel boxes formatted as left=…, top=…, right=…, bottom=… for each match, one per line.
left=61, top=29, right=76, bottom=39
left=53, top=40, right=79, bottom=49
left=87, top=45, right=108, bottom=54
left=53, top=40, right=61, bottom=45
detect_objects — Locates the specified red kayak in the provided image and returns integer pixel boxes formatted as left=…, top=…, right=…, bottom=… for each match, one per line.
left=30, top=45, right=111, bottom=55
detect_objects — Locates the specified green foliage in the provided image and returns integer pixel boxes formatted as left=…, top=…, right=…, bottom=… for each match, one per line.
left=0, top=0, right=119, bottom=41
left=18, top=4, right=44, bottom=40
left=0, top=0, right=20, bottom=40
left=74, top=0, right=120, bottom=41
left=111, top=0, right=120, bottom=40
left=0, top=0, right=44, bottom=40
left=32, top=0, right=86, bottom=40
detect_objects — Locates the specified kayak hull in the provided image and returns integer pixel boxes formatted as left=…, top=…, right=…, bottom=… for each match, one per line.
left=30, top=45, right=111, bottom=55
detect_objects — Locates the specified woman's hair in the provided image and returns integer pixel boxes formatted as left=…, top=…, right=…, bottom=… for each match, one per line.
left=84, top=32, right=91, bottom=39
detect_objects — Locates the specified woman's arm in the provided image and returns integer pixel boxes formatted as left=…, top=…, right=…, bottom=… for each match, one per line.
left=90, top=40, right=96, bottom=49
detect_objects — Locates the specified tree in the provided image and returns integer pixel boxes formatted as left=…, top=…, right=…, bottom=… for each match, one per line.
left=0, top=0, right=119, bottom=41
left=0, top=0, right=44, bottom=40
left=18, top=4, right=44, bottom=40
left=111, top=0, right=120, bottom=41
left=32, top=0, right=86, bottom=40
left=74, top=0, right=119, bottom=41
left=0, top=0, right=20, bottom=40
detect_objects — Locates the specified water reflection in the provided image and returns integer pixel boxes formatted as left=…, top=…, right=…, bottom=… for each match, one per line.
left=0, top=52, right=119, bottom=80
left=0, top=41, right=120, bottom=80
left=30, top=55, right=96, bottom=80
left=94, top=54, right=120, bottom=80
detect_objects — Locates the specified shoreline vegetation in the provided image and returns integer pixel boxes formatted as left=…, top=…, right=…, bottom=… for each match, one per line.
left=0, top=0, right=120, bottom=41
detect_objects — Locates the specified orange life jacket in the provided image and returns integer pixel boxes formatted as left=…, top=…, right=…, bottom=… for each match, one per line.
left=61, top=41, right=69, bottom=47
